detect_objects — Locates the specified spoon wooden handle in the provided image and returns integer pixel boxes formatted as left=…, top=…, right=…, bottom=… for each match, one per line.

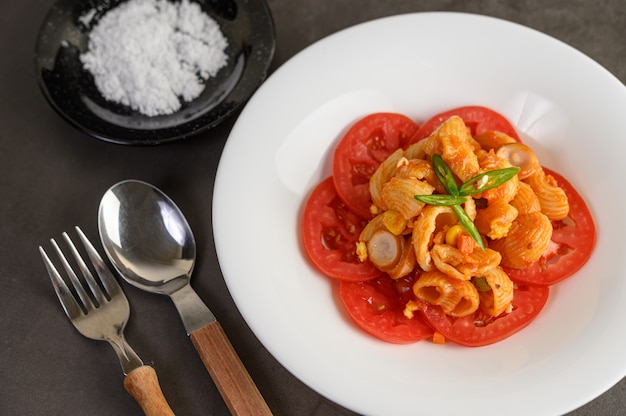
left=124, top=365, right=175, bottom=416
left=190, top=321, right=273, bottom=415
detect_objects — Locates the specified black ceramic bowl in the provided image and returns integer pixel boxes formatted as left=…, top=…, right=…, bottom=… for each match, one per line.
left=35, top=0, right=276, bottom=145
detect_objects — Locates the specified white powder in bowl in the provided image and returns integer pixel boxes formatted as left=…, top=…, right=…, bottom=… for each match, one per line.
left=80, top=0, right=228, bottom=117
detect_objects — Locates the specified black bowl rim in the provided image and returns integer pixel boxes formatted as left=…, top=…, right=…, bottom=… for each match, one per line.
left=34, top=0, right=276, bottom=145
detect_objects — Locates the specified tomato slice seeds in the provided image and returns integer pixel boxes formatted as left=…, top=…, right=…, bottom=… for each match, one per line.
left=340, top=273, right=434, bottom=344
left=504, top=168, right=596, bottom=286
left=333, top=113, right=420, bottom=218
left=416, top=284, right=550, bottom=347
left=302, top=177, right=383, bottom=282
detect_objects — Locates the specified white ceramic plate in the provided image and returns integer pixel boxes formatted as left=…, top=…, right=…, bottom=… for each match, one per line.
left=213, top=12, right=626, bottom=416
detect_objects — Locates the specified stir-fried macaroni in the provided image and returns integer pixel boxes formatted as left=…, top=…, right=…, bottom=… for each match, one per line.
left=359, top=115, right=569, bottom=320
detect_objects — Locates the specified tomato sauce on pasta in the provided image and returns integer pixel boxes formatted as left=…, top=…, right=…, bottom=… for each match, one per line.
left=302, top=106, right=596, bottom=347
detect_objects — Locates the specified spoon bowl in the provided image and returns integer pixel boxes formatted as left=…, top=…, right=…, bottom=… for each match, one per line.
left=99, top=180, right=195, bottom=295
left=98, top=179, right=271, bottom=415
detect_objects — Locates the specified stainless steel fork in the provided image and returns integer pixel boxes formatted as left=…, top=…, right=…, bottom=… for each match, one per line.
left=39, top=226, right=175, bottom=416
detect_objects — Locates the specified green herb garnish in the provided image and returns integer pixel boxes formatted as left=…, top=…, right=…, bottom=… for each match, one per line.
left=431, top=154, right=460, bottom=196
left=413, top=194, right=468, bottom=206
left=414, top=154, right=520, bottom=250
left=458, top=167, right=520, bottom=195
left=452, top=205, right=484, bottom=249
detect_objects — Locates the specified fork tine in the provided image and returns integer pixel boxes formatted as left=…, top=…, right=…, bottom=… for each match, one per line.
left=62, top=231, right=108, bottom=306
left=50, top=236, right=98, bottom=311
left=75, top=226, right=123, bottom=299
left=39, top=246, right=84, bottom=321
left=42, top=232, right=176, bottom=414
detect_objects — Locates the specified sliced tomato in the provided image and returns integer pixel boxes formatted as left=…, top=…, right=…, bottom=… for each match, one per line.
left=417, top=284, right=549, bottom=347
left=505, top=168, right=596, bottom=286
left=333, top=113, right=419, bottom=218
left=302, top=177, right=383, bottom=282
left=340, top=273, right=434, bottom=343
left=411, top=105, right=520, bottom=143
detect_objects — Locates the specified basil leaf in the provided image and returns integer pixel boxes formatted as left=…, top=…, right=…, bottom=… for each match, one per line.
left=458, top=167, right=520, bottom=195
left=414, top=194, right=468, bottom=206
left=452, top=205, right=485, bottom=250
left=431, top=154, right=459, bottom=196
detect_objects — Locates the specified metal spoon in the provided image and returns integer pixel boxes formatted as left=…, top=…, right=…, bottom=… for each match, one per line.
left=98, top=179, right=272, bottom=416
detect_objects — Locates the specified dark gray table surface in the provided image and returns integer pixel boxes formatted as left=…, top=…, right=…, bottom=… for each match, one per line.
left=2, top=0, right=625, bottom=415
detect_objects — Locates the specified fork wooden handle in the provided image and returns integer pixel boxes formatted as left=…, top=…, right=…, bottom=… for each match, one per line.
left=124, top=365, right=175, bottom=416
left=190, top=321, right=273, bottom=415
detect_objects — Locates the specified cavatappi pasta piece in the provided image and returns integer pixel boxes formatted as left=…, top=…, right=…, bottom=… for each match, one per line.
left=490, top=212, right=552, bottom=269
left=412, top=205, right=457, bottom=271
left=474, top=199, right=519, bottom=240
left=412, top=270, right=480, bottom=317
left=422, top=116, right=481, bottom=182
left=496, top=142, right=540, bottom=180
left=369, top=148, right=404, bottom=212
left=380, top=177, right=434, bottom=220
left=477, top=267, right=514, bottom=317
left=524, top=168, right=569, bottom=221
left=430, top=244, right=502, bottom=281
left=509, top=182, right=541, bottom=214
left=473, top=130, right=517, bottom=151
